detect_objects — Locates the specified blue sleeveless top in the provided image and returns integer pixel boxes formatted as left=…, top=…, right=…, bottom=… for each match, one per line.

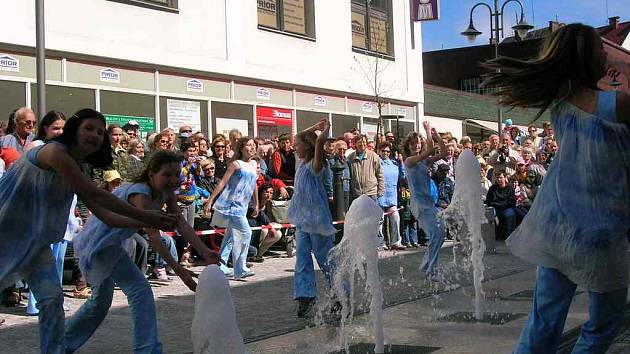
left=74, top=182, right=167, bottom=285
left=288, top=161, right=336, bottom=236
left=0, top=142, right=74, bottom=288
left=507, top=90, right=630, bottom=292
left=213, top=160, right=257, bottom=217
left=405, top=161, right=435, bottom=218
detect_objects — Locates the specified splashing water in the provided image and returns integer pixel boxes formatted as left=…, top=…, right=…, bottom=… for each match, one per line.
left=192, top=265, right=248, bottom=354
left=326, top=195, right=386, bottom=353
left=443, top=150, right=487, bottom=320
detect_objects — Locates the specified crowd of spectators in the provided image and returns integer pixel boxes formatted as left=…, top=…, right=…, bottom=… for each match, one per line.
left=0, top=106, right=549, bottom=307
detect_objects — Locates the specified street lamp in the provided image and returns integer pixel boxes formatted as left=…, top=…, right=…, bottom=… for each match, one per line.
left=461, top=0, right=533, bottom=134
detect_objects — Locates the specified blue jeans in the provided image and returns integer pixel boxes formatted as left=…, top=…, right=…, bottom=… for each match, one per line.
left=154, top=234, right=178, bottom=268
left=514, top=266, right=627, bottom=354
left=65, top=253, right=162, bottom=353
left=293, top=229, right=334, bottom=299
left=218, top=214, right=252, bottom=278
left=418, top=207, right=445, bottom=275
left=497, top=207, right=516, bottom=240
left=24, top=248, right=65, bottom=354
left=27, top=241, right=67, bottom=315
left=402, top=220, right=418, bottom=245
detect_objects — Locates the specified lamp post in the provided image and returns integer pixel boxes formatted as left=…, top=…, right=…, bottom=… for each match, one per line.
left=461, top=0, right=533, bottom=134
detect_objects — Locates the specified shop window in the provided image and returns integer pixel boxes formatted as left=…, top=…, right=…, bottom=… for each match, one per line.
left=332, top=114, right=359, bottom=138
left=100, top=90, right=156, bottom=137
left=0, top=81, right=26, bottom=122
left=351, top=0, right=394, bottom=57
left=31, top=84, right=96, bottom=118
left=258, top=0, right=316, bottom=39
left=211, top=102, right=254, bottom=139
left=107, top=0, right=178, bottom=13
left=160, top=97, right=208, bottom=137
left=296, top=110, right=327, bottom=133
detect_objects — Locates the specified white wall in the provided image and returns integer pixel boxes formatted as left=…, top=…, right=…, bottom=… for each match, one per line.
left=0, top=0, right=423, bottom=103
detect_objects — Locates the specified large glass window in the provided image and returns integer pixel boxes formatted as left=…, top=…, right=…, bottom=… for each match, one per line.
left=332, top=114, right=360, bottom=138
left=31, top=84, right=96, bottom=118
left=100, top=90, right=156, bottom=137
left=257, top=0, right=316, bottom=39
left=0, top=81, right=26, bottom=122
left=351, top=0, right=394, bottom=56
left=107, top=0, right=178, bottom=12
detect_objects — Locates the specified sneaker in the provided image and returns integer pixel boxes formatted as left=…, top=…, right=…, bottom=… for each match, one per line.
left=296, top=297, right=316, bottom=318
left=410, top=242, right=420, bottom=248
left=235, top=270, right=255, bottom=279
left=152, top=268, right=172, bottom=282
left=390, top=244, right=406, bottom=251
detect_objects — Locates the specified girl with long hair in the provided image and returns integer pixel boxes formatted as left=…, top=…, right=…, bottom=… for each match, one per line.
left=401, top=122, right=447, bottom=279
left=204, top=137, right=259, bottom=279
left=483, top=23, right=630, bottom=353
left=288, top=119, right=337, bottom=317
left=0, top=108, right=176, bottom=353
left=65, top=150, right=220, bottom=353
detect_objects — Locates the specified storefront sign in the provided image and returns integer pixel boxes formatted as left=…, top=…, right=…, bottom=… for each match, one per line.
left=412, top=0, right=440, bottom=22
left=257, top=0, right=278, bottom=29
left=397, top=108, right=407, bottom=116
left=99, top=68, right=120, bottom=83
left=0, top=54, right=19, bottom=72
left=104, top=114, right=155, bottom=133
left=167, top=99, right=201, bottom=133
left=256, top=87, right=271, bottom=100
left=186, top=79, right=203, bottom=93
left=216, top=118, right=249, bottom=137
left=256, top=106, right=293, bottom=127
left=362, top=102, right=373, bottom=113
left=313, top=95, right=327, bottom=107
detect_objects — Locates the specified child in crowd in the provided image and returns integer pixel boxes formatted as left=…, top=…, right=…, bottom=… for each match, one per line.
left=204, top=137, right=259, bottom=279
left=402, top=122, right=447, bottom=279
left=0, top=109, right=176, bottom=353
left=66, top=150, right=220, bottom=353
left=484, top=23, right=630, bottom=353
left=288, top=119, right=338, bottom=317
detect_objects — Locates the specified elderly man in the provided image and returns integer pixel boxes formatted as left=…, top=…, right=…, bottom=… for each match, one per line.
left=0, top=107, right=36, bottom=153
left=487, top=133, right=519, bottom=178
left=347, top=134, right=384, bottom=203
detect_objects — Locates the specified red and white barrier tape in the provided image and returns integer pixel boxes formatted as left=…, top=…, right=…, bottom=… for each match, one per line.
left=164, top=206, right=404, bottom=237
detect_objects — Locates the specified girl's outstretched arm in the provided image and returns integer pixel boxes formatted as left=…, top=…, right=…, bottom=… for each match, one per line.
left=312, top=119, right=330, bottom=174
left=38, top=143, right=176, bottom=230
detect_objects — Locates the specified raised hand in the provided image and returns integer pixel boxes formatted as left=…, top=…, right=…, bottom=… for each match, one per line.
left=422, top=121, right=431, bottom=133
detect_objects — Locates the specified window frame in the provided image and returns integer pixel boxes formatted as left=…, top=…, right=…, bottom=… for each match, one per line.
left=107, top=0, right=179, bottom=13
left=257, top=0, right=317, bottom=41
left=351, top=0, right=395, bottom=59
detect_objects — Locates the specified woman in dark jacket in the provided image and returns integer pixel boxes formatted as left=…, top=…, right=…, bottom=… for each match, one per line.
left=485, top=170, right=517, bottom=240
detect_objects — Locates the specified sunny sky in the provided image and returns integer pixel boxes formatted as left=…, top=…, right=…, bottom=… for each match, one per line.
left=421, top=0, right=630, bottom=52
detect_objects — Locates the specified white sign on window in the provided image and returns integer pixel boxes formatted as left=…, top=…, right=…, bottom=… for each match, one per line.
left=216, top=118, right=249, bottom=137
left=397, top=108, right=407, bottom=116
left=363, top=123, right=378, bottom=138
left=186, top=79, right=203, bottom=93
left=167, top=99, right=201, bottom=133
left=314, top=95, right=327, bottom=107
left=256, top=88, right=271, bottom=100
left=362, top=102, right=373, bottom=113
left=99, top=68, right=120, bottom=83
left=0, top=54, right=19, bottom=72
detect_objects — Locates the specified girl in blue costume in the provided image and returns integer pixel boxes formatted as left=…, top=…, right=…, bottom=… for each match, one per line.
left=65, top=150, right=220, bottom=353
left=288, top=119, right=338, bottom=317
left=401, top=121, right=447, bottom=279
left=204, top=137, right=259, bottom=279
left=483, top=24, right=630, bottom=353
left=0, top=109, right=176, bottom=353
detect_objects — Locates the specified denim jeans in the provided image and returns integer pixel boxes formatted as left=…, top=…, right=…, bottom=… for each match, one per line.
left=497, top=207, right=516, bottom=240
left=65, top=253, right=162, bottom=353
left=418, top=207, right=445, bottom=275
left=154, top=234, right=178, bottom=268
left=24, top=247, right=65, bottom=354
left=27, top=241, right=67, bottom=315
left=218, top=214, right=252, bottom=278
left=293, top=229, right=334, bottom=299
left=402, top=220, right=418, bottom=245
left=514, top=266, right=627, bottom=354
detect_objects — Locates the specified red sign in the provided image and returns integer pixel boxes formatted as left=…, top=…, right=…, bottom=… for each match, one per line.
left=256, top=106, right=293, bottom=127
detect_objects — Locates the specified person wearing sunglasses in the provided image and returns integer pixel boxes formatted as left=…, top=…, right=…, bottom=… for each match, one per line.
left=0, top=107, right=36, bottom=154
left=210, top=137, right=228, bottom=179
left=198, top=160, right=219, bottom=196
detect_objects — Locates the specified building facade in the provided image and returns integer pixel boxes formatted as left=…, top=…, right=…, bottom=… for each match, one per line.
left=0, top=0, right=424, bottom=139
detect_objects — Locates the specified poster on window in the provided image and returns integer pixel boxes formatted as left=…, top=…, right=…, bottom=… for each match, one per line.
left=351, top=3, right=367, bottom=49
left=216, top=118, right=249, bottom=137
left=369, top=9, right=388, bottom=54
left=412, top=0, right=440, bottom=22
left=258, top=0, right=278, bottom=29
left=166, top=99, right=201, bottom=133
left=283, top=0, right=306, bottom=34
left=363, top=122, right=378, bottom=139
